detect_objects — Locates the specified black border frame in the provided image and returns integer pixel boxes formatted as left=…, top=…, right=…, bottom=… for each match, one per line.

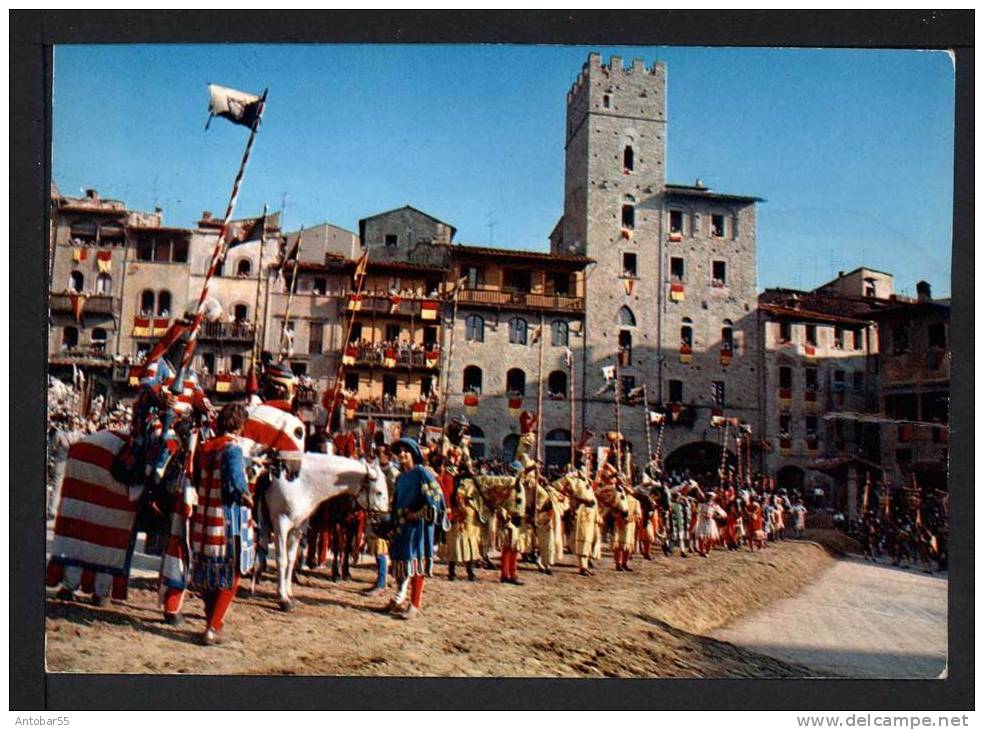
left=10, top=10, right=974, bottom=711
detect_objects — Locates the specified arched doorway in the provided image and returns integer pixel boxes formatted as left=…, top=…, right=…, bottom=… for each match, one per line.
left=776, top=465, right=806, bottom=494
left=663, top=441, right=736, bottom=482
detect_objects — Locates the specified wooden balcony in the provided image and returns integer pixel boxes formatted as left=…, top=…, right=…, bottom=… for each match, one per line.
left=199, top=373, right=248, bottom=394
left=49, top=293, right=116, bottom=316
left=198, top=321, right=257, bottom=343
left=456, top=287, right=584, bottom=313
left=346, top=344, right=441, bottom=370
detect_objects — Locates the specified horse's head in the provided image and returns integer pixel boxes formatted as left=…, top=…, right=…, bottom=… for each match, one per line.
left=358, top=458, right=390, bottom=517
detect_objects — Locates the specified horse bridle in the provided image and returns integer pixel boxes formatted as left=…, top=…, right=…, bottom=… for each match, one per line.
left=357, top=460, right=385, bottom=519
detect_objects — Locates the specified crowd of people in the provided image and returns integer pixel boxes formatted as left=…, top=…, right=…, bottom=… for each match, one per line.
left=47, top=316, right=947, bottom=645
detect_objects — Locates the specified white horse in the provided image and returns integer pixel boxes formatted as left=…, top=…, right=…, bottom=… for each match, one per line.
left=264, top=453, right=390, bottom=610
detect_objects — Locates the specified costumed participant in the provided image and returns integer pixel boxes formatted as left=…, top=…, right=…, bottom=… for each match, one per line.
left=497, top=459, right=529, bottom=585
left=567, top=444, right=600, bottom=576
left=187, top=403, right=255, bottom=645
left=514, top=411, right=540, bottom=571
left=535, top=476, right=569, bottom=574
left=611, top=482, right=642, bottom=572
left=771, top=494, right=787, bottom=541
left=744, top=498, right=767, bottom=551
left=670, top=490, right=691, bottom=558
left=384, top=438, right=448, bottom=620
left=364, top=444, right=399, bottom=596
left=790, top=498, right=807, bottom=539
left=444, top=418, right=483, bottom=582
left=695, top=492, right=727, bottom=557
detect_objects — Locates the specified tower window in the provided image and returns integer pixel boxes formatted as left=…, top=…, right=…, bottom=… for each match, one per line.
left=308, top=322, right=323, bottom=355
left=711, top=214, right=725, bottom=238
left=156, top=290, right=172, bottom=316
left=712, top=260, right=727, bottom=286
left=230, top=354, right=244, bottom=374
left=621, top=204, right=635, bottom=230
left=618, top=330, right=632, bottom=365
left=547, top=370, right=567, bottom=399
left=382, top=374, right=398, bottom=398
left=668, top=379, right=684, bottom=403
left=670, top=257, right=685, bottom=281
left=721, top=323, right=734, bottom=352
left=69, top=271, right=84, bottom=293
left=853, top=329, right=864, bottom=350
left=622, top=252, right=637, bottom=278
left=236, top=259, right=251, bottom=277
left=805, top=367, right=818, bottom=390
left=623, top=145, right=634, bottom=172
left=463, top=365, right=483, bottom=394
left=669, top=210, right=683, bottom=234
left=603, top=94, right=611, bottom=109
left=465, top=314, right=485, bottom=343
left=385, top=234, right=398, bottom=247
left=385, top=324, right=401, bottom=342
left=680, top=322, right=693, bottom=348
left=508, top=317, right=528, bottom=345
left=711, top=381, right=725, bottom=407
left=779, top=414, right=792, bottom=436
left=550, top=320, right=569, bottom=347
left=62, top=326, right=79, bottom=350
left=805, top=324, right=817, bottom=347
left=506, top=368, right=526, bottom=397
left=779, top=366, right=792, bottom=389
left=140, top=289, right=155, bottom=315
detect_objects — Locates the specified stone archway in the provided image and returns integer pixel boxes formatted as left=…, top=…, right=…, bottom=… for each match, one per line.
left=776, top=465, right=806, bottom=493
left=663, top=441, right=736, bottom=482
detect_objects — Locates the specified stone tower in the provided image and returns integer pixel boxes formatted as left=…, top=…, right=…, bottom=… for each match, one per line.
left=557, top=53, right=668, bottom=457
left=557, top=53, right=761, bottom=475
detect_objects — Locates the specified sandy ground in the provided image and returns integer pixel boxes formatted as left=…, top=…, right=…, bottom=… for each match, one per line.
left=712, top=554, right=948, bottom=679
left=46, top=536, right=837, bottom=677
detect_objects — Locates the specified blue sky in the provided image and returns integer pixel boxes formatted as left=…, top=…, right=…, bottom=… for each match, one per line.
left=53, top=45, right=954, bottom=296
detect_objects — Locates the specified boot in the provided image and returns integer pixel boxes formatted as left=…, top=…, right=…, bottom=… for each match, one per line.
left=448, top=562, right=457, bottom=581
left=466, top=563, right=477, bottom=582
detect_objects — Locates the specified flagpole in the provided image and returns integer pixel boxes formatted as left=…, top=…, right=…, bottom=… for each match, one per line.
left=440, top=282, right=460, bottom=435
left=568, top=348, right=576, bottom=469
left=170, top=87, right=267, bottom=418
left=278, top=225, right=304, bottom=362
left=249, top=204, right=268, bottom=376
left=325, top=254, right=369, bottom=429
left=642, top=384, right=653, bottom=465
left=536, top=312, right=545, bottom=464
left=613, top=352, right=622, bottom=474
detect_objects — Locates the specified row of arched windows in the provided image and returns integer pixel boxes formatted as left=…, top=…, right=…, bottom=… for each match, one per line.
left=462, top=366, right=569, bottom=398
left=680, top=317, right=735, bottom=350
left=68, top=271, right=112, bottom=294
left=61, top=326, right=107, bottom=351
left=465, top=316, right=571, bottom=347
left=461, top=424, right=572, bottom=463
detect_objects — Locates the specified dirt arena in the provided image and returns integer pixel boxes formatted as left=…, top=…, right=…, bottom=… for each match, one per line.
left=46, top=534, right=841, bottom=677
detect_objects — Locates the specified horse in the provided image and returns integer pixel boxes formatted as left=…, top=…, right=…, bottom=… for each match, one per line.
left=47, top=402, right=306, bottom=605
left=263, top=452, right=389, bottom=610
left=304, top=495, right=367, bottom=581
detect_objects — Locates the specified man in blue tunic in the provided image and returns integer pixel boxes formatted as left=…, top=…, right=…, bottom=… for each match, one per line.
left=384, top=437, right=448, bottom=620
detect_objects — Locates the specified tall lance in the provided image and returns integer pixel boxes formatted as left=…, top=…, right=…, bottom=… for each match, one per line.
left=642, top=384, right=653, bottom=463
left=278, top=225, right=304, bottom=362
left=613, top=350, right=622, bottom=475
left=567, top=347, right=576, bottom=468
left=439, top=276, right=465, bottom=435
left=324, top=250, right=369, bottom=428
left=247, top=203, right=269, bottom=394
left=165, top=88, right=268, bottom=446
left=535, top=312, right=545, bottom=464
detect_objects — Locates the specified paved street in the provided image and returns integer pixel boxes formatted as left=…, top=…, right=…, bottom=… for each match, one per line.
left=712, top=553, right=948, bottom=678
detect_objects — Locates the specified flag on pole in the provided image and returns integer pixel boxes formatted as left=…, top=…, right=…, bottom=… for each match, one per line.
left=207, top=84, right=263, bottom=130
left=625, top=385, right=645, bottom=406
left=564, top=347, right=574, bottom=369
left=530, top=325, right=542, bottom=345
left=353, top=250, right=369, bottom=282
left=649, top=411, right=665, bottom=425
left=226, top=213, right=267, bottom=248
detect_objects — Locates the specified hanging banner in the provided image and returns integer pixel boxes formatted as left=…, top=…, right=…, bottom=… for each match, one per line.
left=343, top=346, right=357, bottom=366
left=720, top=349, right=732, bottom=366
left=464, top=393, right=479, bottom=415
left=670, top=282, right=685, bottom=301
left=389, top=294, right=402, bottom=314
left=216, top=373, right=232, bottom=393
left=72, top=247, right=88, bottom=263
left=347, top=293, right=363, bottom=312
left=412, top=401, right=427, bottom=423
left=383, top=348, right=397, bottom=368
left=420, top=300, right=439, bottom=321
left=382, top=420, right=402, bottom=444
left=679, top=344, right=692, bottom=364
left=508, top=396, right=523, bottom=418
left=345, top=397, right=359, bottom=421
left=96, top=250, right=112, bottom=273
left=425, top=349, right=439, bottom=369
